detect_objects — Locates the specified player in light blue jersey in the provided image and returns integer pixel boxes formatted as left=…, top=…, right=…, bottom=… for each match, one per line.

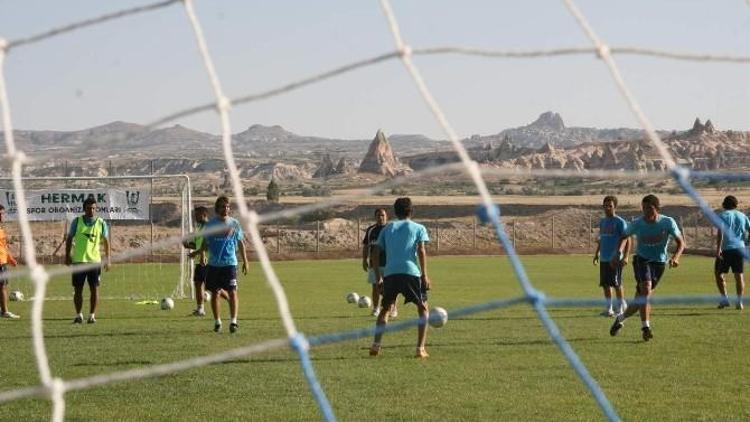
left=714, top=195, right=750, bottom=310
left=370, top=197, right=431, bottom=358
left=200, top=196, right=248, bottom=333
left=609, top=194, right=685, bottom=341
left=593, top=196, right=630, bottom=317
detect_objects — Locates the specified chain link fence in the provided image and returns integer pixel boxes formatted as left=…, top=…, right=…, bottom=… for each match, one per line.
left=2, top=210, right=727, bottom=263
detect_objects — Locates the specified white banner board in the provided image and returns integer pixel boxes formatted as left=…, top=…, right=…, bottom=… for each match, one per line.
left=0, top=189, right=150, bottom=221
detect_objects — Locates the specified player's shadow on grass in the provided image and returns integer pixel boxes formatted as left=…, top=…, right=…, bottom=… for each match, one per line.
left=657, top=307, right=718, bottom=317
left=73, top=360, right=154, bottom=367
left=36, top=329, right=200, bottom=340
left=213, top=355, right=355, bottom=365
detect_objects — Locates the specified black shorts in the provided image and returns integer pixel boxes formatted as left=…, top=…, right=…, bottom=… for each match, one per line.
left=599, top=263, right=623, bottom=288
left=193, top=263, right=208, bottom=283
left=715, top=248, right=746, bottom=274
left=632, top=256, right=665, bottom=290
left=71, top=264, right=101, bottom=289
left=206, top=265, right=238, bottom=293
left=0, top=264, right=8, bottom=286
left=381, top=274, right=428, bottom=308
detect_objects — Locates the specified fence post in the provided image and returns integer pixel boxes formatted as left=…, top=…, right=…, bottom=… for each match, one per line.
left=435, top=221, right=440, bottom=253
left=356, top=218, right=361, bottom=252
left=551, top=215, right=555, bottom=249
left=679, top=216, right=686, bottom=242
left=512, top=220, right=516, bottom=249
left=694, top=215, right=698, bottom=244
left=472, top=217, right=477, bottom=250
left=276, top=223, right=281, bottom=254
left=316, top=220, right=320, bottom=254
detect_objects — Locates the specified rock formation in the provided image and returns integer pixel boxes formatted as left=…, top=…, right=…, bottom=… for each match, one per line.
left=358, top=129, right=404, bottom=176
left=313, top=154, right=337, bottom=178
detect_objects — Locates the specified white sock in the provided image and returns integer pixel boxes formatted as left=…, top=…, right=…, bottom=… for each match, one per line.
left=88, top=313, right=95, bottom=319
left=198, top=304, right=204, bottom=312
left=215, top=319, right=221, bottom=325
left=231, top=318, right=237, bottom=324
left=642, top=320, right=650, bottom=328
left=606, top=298, right=612, bottom=309
left=77, top=313, right=83, bottom=319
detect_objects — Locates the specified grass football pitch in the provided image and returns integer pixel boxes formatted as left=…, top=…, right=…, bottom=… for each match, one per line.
left=1, top=255, right=748, bottom=421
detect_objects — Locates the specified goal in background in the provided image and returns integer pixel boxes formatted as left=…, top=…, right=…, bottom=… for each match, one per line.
left=0, top=174, right=194, bottom=300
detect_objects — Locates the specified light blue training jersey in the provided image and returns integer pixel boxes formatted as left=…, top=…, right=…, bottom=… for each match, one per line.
left=204, top=216, right=243, bottom=267
left=624, top=214, right=681, bottom=263
left=599, top=216, right=628, bottom=261
left=718, top=209, right=750, bottom=251
left=376, top=219, right=429, bottom=277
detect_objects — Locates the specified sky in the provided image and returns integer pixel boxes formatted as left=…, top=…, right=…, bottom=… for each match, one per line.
left=1, top=0, right=749, bottom=140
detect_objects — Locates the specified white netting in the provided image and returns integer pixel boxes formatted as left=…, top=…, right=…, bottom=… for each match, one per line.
left=1, top=1, right=749, bottom=421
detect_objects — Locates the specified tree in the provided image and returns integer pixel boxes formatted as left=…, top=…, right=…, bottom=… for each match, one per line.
left=266, top=178, right=280, bottom=202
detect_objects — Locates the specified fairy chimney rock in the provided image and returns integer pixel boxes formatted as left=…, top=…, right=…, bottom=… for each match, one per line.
left=358, top=129, right=400, bottom=176
left=313, top=154, right=337, bottom=178
left=704, top=119, right=715, bottom=134
left=691, top=118, right=704, bottom=134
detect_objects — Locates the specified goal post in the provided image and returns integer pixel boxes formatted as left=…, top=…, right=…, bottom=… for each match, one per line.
left=0, top=174, right=194, bottom=300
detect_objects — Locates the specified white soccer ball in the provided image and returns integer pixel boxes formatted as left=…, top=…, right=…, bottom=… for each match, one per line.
left=429, top=306, right=448, bottom=328
left=346, top=292, right=360, bottom=304
left=9, top=290, right=24, bottom=302
left=160, top=297, right=175, bottom=310
left=358, top=295, right=372, bottom=309
left=203, top=291, right=212, bottom=302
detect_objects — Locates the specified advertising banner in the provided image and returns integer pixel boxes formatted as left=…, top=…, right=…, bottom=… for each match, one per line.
left=0, top=189, right=150, bottom=221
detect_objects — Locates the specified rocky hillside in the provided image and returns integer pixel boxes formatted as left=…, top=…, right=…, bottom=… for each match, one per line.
left=463, top=111, right=661, bottom=149
left=4, top=115, right=748, bottom=184
left=409, top=118, right=750, bottom=173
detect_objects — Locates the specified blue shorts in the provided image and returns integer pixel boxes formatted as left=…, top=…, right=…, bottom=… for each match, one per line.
left=381, top=274, right=428, bottom=307
left=599, top=263, right=623, bottom=288
left=0, top=264, right=8, bottom=286
left=715, top=248, right=745, bottom=274
left=71, top=264, right=101, bottom=289
left=206, top=265, right=238, bottom=292
left=193, top=264, right=208, bottom=283
left=366, top=267, right=385, bottom=285
left=632, top=256, right=665, bottom=290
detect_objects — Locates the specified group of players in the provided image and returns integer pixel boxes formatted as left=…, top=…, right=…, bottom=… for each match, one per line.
left=594, top=194, right=749, bottom=342
left=0, top=195, right=249, bottom=334
left=1, top=192, right=747, bottom=351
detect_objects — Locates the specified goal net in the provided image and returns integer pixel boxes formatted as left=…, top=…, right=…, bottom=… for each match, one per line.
left=0, top=174, right=193, bottom=300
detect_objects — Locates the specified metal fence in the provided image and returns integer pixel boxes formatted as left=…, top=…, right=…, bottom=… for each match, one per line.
left=3, top=212, right=724, bottom=263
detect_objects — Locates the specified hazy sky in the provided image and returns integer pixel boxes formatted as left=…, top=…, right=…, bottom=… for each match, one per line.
left=1, top=1, right=749, bottom=139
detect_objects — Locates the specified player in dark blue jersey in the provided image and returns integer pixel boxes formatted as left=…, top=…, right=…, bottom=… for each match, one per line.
left=361, top=208, right=397, bottom=318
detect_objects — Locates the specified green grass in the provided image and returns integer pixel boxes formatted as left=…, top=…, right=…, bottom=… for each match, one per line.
left=1, top=255, right=748, bottom=421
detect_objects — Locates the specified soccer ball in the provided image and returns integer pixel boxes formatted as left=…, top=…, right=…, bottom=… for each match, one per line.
left=358, top=295, right=372, bottom=309
left=9, top=290, right=24, bottom=301
left=160, top=297, right=175, bottom=310
left=346, top=292, right=360, bottom=304
left=429, top=306, right=448, bottom=328
left=203, top=291, right=212, bottom=302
